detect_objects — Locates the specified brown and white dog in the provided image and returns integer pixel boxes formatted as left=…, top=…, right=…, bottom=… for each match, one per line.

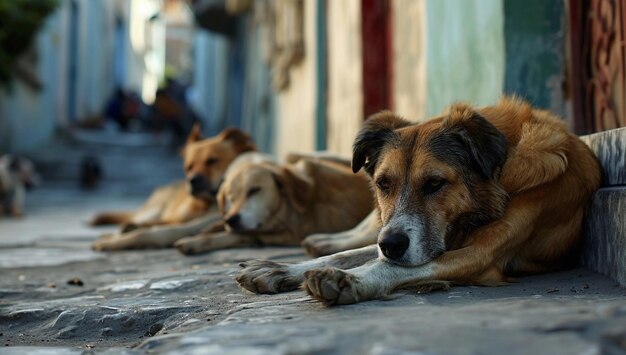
left=173, top=155, right=374, bottom=255
left=91, top=124, right=256, bottom=250
left=236, top=97, right=601, bottom=305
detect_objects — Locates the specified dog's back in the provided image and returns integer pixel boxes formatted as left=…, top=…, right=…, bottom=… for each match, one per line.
left=477, top=98, right=601, bottom=272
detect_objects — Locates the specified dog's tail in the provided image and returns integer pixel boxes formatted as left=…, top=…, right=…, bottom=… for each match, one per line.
left=90, top=211, right=133, bottom=226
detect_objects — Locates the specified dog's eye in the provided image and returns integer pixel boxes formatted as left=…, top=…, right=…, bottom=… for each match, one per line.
left=247, top=187, right=261, bottom=197
left=423, top=178, right=446, bottom=196
left=205, top=157, right=219, bottom=166
left=185, top=164, right=192, bottom=172
left=375, top=176, right=392, bottom=193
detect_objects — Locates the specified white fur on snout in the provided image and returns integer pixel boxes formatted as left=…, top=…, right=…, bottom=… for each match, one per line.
left=237, top=195, right=271, bottom=231
left=378, top=212, right=429, bottom=265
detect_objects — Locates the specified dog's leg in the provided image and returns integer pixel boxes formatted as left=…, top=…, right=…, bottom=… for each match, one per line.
left=92, top=213, right=220, bottom=251
left=126, top=205, right=162, bottom=229
left=174, top=231, right=259, bottom=255
left=303, top=199, right=538, bottom=305
left=175, top=228, right=300, bottom=255
left=236, top=245, right=378, bottom=294
left=303, top=259, right=432, bottom=305
left=302, top=211, right=379, bottom=257
left=9, top=184, right=24, bottom=217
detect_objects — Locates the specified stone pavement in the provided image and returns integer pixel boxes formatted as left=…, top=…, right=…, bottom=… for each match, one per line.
left=1, top=134, right=625, bottom=355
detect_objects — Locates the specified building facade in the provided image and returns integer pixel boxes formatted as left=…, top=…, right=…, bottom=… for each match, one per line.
left=0, top=0, right=165, bottom=153
left=191, top=0, right=583, bottom=157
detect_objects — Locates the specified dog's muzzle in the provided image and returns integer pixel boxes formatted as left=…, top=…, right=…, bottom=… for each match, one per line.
left=189, top=175, right=210, bottom=197
left=378, top=231, right=410, bottom=261
left=225, top=213, right=242, bottom=231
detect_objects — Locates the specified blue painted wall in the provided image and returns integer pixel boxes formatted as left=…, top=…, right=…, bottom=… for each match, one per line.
left=503, top=0, right=566, bottom=115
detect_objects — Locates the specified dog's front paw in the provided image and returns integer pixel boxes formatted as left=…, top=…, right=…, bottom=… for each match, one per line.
left=236, top=260, right=302, bottom=294
left=303, top=268, right=362, bottom=306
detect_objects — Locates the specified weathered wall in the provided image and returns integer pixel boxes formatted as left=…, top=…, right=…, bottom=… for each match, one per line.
left=425, top=0, right=505, bottom=117
left=0, top=0, right=118, bottom=153
left=75, top=0, right=116, bottom=119
left=275, top=0, right=317, bottom=158
left=122, top=0, right=165, bottom=105
left=241, top=20, right=277, bottom=154
left=392, top=0, right=427, bottom=122
left=0, top=11, right=62, bottom=153
left=189, top=30, right=229, bottom=135
left=0, top=0, right=161, bottom=153
left=326, top=0, right=363, bottom=156
left=580, top=127, right=626, bottom=287
left=503, top=0, right=567, bottom=119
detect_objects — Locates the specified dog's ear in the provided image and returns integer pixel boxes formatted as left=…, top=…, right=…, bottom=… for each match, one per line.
left=352, top=111, right=412, bottom=175
left=220, top=127, right=256, bottom=153
left=187, top=123, right=203, bottom=144
left=443, top=104, right=507, bottom=180
left=272, top=167, right=314, bottom=213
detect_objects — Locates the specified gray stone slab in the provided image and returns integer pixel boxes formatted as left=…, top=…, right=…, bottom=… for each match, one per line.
left=582, top=187, right=626, bottom=287
left=138, top=281, right=626, bottom=355
left=0, top=247, right=105, bottom=268
left=580, top=127, right=626, bottom=187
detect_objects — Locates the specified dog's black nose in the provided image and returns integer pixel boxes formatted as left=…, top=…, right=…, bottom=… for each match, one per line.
left=189, top=175, right=203, bottom=187
left=378, top=232, right=409, bottom=260
left=225, top=214, right=241, bottom=229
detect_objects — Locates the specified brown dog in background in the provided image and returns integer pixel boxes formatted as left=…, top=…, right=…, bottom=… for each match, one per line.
left=236, top=97, right=601, bottom=305
left=173, top=155, right=374, bottom=255
left=91, top=124, right=256, bottom=250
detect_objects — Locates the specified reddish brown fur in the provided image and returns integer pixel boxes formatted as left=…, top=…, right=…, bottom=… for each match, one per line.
left=91, top=125, right=255, bottom=245
left=235, top=97, right=601, bottom=305
left=374, top=97, right=601, bottom=283
left=174, top=157, right=375, bottom=255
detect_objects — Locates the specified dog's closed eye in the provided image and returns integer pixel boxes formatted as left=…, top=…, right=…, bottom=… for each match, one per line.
left=375, top=176, right=392, bottom=194
left=423, top=178, right=446, bottom=196
left=247, top=186, right=261, bottom=197
left=205, top=157, right=219, bottom=166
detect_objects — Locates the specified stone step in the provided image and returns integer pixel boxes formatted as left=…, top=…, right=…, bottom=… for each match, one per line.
left=580, top=127, right=626, bottom=287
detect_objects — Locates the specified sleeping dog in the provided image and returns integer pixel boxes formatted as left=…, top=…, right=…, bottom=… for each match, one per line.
left=91, top=125, right=256, bottom=251
left=236, top=97, right=601, bottom=305
left=173, top=155, right=374, bottom=255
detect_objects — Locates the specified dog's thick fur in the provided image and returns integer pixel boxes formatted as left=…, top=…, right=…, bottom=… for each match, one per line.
left=0, top=155, right=40, bottom=217
left=236, top=97, right=601, bottom=304
left=173, top=155, right=374, bottom=255
left=91, top=125, right=255, bottom=250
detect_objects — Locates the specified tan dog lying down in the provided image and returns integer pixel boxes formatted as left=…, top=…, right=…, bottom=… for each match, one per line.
left=91, top=125, right=256, bottom=250
left=173, top=155, right=374, bottom=255
left=236, top=97, right=601, bottom=305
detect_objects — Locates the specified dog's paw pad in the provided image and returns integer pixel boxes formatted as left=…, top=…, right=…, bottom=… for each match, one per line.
left=302, top=268, right=360, bottom=306
left=236, top=260, right=301, bottom=294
